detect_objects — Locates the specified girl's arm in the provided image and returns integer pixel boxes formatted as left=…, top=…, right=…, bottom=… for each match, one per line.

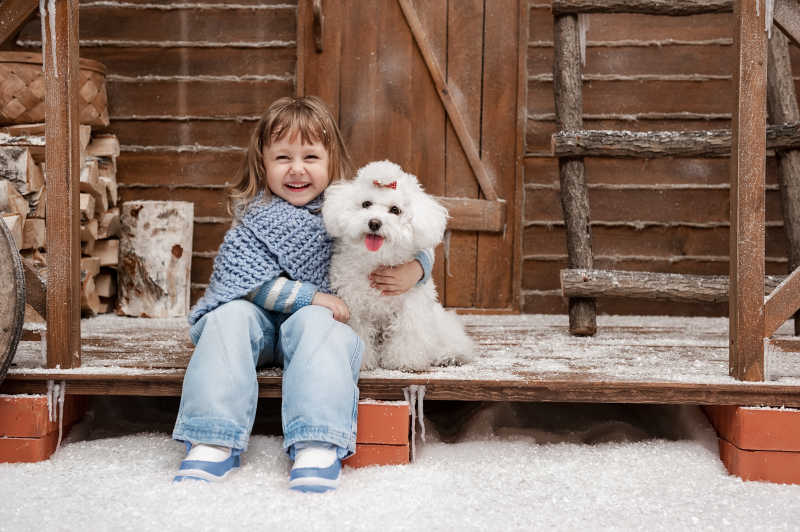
left=246, top=277, right=317, bottom=314
left=369, top=248, right=434, bottom=296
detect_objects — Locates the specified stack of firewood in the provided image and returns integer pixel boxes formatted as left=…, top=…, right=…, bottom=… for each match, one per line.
left=0, top=124, right=120, bottom=316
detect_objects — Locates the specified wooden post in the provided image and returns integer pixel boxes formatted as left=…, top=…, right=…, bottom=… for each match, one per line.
left=767, top=28, right=800, bottom=335
left=729, top=0, right=767, bottom=381
left=44, top=0, right=81, bottom=369
left=554, top=14, right=596, bottom=336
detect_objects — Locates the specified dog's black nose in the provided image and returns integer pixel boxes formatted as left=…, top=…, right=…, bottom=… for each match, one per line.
left=368, top=219, right=382, bottom=232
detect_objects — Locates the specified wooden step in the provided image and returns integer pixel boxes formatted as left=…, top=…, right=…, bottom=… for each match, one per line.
left=552, top=0, right=732, bottom=16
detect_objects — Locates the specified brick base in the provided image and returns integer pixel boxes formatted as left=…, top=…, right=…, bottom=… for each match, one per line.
left=0, top=394, right=87, bottom=463
left=344, top=400, right=410, bottom=468
left=704, top=405, right=800, bottom=485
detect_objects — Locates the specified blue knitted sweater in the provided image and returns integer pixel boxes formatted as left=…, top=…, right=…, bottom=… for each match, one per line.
left=188, top=195, right=332, bottom=325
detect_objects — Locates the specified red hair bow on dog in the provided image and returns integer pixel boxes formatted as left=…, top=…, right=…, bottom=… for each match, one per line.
left=373, top=180, right=397, bottom=189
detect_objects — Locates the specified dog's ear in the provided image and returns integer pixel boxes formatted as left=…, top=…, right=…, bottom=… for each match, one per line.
left=321, top=181, right=350, bottom=237
left=409, top=186, right=449, bottom=249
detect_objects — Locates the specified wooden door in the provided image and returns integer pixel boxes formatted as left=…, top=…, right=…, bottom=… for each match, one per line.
left=297, top=0, right=525, bottom=311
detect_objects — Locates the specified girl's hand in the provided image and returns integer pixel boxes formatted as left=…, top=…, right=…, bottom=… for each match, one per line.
left=312, top=292, right=350, bottom=323
left=369, top=260, right=424, bottom=296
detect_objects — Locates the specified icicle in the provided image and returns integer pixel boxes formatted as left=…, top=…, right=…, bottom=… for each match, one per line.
left=402, top=385, right=427, bottom=461
left=577, top=14, right=588, bottom=67
left=55, top=380, right=66, bottom=453
left=443, top=230, right=452, bottom=277
left=39, top=0, right=47, bottom=74
left=48, top=0, right=58, bottom=78
left=40, top=333, right=47, bottom=365
left=756, top=0, right=760, bottom=17
left=47, top=380, right=55, bottom=421
left=766, top=0, right=775, bottom=37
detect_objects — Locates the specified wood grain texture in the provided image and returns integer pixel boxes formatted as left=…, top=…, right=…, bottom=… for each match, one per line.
left=551, top=0, right=732, bottom=15
left=729, top=0, right=767, bottom=381
left=0, top=0, right=37, bottom=45
left=44, top=0, right=81, bottom=369
left=774, top=0, right=800, bottom=48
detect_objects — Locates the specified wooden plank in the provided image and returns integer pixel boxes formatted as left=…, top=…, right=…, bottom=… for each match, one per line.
left=764, top=267, right=800, bottom=338
left=44, top=0, right=81, bottom=370
left=552, top=125, right=800, bottom=158
left=443, top=0, right=482, bottom=307
left=554, top=13, right=596, bottom=335
left=476, top=0, right=517, bottom=310
left=397, top=0, right=498, bottom=202
left=297, top=0, right=342, bottom=119
left=561, top=269, right=785, bottom=303
left=774, top=0, right=800, bottom=48
left=0, top=0, right=37, bottom=45
left=729, top=0, right=767, bottom=381
left=439, top=198, right=505, bottom=233
left=552, top=0, right=732, bottom=15
left=767, top=28, right=800, bottom=335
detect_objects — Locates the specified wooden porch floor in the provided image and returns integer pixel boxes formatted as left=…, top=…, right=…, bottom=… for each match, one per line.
left=4, top=314, right=800, bottom=406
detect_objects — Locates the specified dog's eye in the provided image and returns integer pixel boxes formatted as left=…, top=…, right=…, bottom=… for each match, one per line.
left=389, top=205, right=401, bottom=215
left=362, top=201, right=372, bottom=208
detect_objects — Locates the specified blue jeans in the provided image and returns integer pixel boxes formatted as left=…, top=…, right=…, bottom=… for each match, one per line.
left=172, top=300, right=363, bottom=459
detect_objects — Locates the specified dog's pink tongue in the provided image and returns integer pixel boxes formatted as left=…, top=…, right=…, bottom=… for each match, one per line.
left=364, top=234, right=384, bottom=252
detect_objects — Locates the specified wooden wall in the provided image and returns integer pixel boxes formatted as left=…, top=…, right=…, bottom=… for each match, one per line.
left=14, top=0, right=298, bottom=304
left=523, top=3, right=793, bottom=316
left=10, top=1, right=797, bottom=316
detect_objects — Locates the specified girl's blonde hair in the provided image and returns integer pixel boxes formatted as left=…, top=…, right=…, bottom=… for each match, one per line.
left=228, top=96, right=353, bottom=215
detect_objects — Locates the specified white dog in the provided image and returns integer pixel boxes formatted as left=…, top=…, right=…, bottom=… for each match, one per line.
left=322, top=160, right=474, bottom=371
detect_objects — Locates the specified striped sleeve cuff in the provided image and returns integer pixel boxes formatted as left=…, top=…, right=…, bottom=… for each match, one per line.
left=247, top=277, right=317, bottom=314
left=415, top=248, right=434, bottom=286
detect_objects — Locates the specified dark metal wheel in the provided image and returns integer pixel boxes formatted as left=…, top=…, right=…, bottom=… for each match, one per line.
left=0, top=216, right=25, bottom=384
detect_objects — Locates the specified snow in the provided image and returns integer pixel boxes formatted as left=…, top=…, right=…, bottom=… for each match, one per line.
left=2, top=400, right=800, bottom=530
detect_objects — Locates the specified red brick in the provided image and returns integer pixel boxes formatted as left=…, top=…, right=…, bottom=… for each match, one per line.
left=718, top=439, right=800, bottom=485
left=356, top=401, right=410, bottom=445
left=0, top=430, right=61, bottom=463
left=343, top=443, right=410, bottom=469
left=704, top=406, right=800, bottom=452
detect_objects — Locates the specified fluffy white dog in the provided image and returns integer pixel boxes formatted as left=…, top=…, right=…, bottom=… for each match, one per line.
left=322, top=160, right=474, bottom=371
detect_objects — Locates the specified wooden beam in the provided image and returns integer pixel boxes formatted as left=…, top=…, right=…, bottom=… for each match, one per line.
left=729, top=0, right=767, bottom=382
left=774, top=0, right=800, bottom=48
left=561, top=269, right=785, bottom=303
left=764, top=266, right=800, bottom=338
left=44, top=0, right=81, bottom=369
left=0, top=0, right=38, bottom=46
left=554, top=13, right=596, bottom=336
left=397, top=0, right=499, bottom=202
left=551, top=124, right=800, bottom=158
left=552, top=0, right=732, bottom=15
left=438, top=198, right=506, bottom=232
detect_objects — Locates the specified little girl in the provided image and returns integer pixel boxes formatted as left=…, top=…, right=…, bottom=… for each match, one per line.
left=172, top=96, right=433, bottom=492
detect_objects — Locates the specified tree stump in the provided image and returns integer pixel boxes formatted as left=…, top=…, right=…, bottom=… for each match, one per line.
left=118, top=201, right=193, bottom=318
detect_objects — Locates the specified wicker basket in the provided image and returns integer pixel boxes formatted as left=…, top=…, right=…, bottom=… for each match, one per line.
left=0, top=52, right=109, bottom=127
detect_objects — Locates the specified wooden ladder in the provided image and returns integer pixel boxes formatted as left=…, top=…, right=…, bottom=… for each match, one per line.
left=551, top=0, right=800, bottom=381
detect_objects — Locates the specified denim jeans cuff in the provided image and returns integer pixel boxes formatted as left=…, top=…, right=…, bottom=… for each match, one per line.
left=283, top=425, right=356, bottom=460
left=173, top=418, right=250, bottom=451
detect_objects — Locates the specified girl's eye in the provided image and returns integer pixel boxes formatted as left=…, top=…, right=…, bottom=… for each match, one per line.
left=276, top=155, right=289, bottom=160
left=362, top=201, right=372, bottom=208
left=305, top=155, right=318, bottom=160
left=389, top=206, right=401, bottom=215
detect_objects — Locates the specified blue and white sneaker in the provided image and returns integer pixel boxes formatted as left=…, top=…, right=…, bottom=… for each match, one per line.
left=289, top=445, right=341, bottom=493
left=174, top=442, right=240, bottom=483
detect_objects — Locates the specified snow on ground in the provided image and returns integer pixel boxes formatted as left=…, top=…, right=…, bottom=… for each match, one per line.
left=2, top=400, right=800, bottom=531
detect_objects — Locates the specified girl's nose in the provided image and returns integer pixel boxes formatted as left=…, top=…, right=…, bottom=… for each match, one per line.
left=289, top=158, right=304, bottom=174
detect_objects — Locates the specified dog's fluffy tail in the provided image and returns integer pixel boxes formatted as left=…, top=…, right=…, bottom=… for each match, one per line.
left=432, top=308, right=475, bottom=366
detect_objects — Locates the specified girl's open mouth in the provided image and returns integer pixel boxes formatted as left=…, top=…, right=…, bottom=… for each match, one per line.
left=364, top=234, right=384, bottom=251
left=286, top=183, right=310, bottom=190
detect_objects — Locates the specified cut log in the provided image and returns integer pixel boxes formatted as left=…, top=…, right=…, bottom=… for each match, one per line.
left=0, top=123, right=91, bottom=152
left=79, top=193, right=95, bottom=223
left=80, top=161, right=107, bottom=215
left=80, top=275, right=101, bottom=316
left=81, top=237, right=96, bottom=256
left=28, top=186, right=45, bottom=218
left=551, top=0, right=731, bottom=16
left=2, top=213, right=23, bottom=250
left=21, top=217, right=45, bottom=250
left=0, top=147, right=43, bottom=195
left=561, top=269, right=785, bottom=303
left=91, top=238, right=119, bottom=268
left=21, top=256, right=46, bottom=319
left=99, top=175, right=117, bottom=206
left=80, top=218, right=98, bottom=243
left=551, top=124, right=800, bottom=158
left=94, top=270, right=116, bottom=298
left=0, top=180, right=30, bottom=217
left=0, top=127, right=90, bottom=166
left=96, top=157, right=116, bottom=179
left=86, top=134, right=120, bottom=158
left=118, top=201, right=194, bottom=318
left=80, top=256, right=101, bottom=279
left=97, top=208, right=120, bottom=239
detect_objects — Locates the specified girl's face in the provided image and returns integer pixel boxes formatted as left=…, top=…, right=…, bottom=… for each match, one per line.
left=263, top=130, right=330, bottom=206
